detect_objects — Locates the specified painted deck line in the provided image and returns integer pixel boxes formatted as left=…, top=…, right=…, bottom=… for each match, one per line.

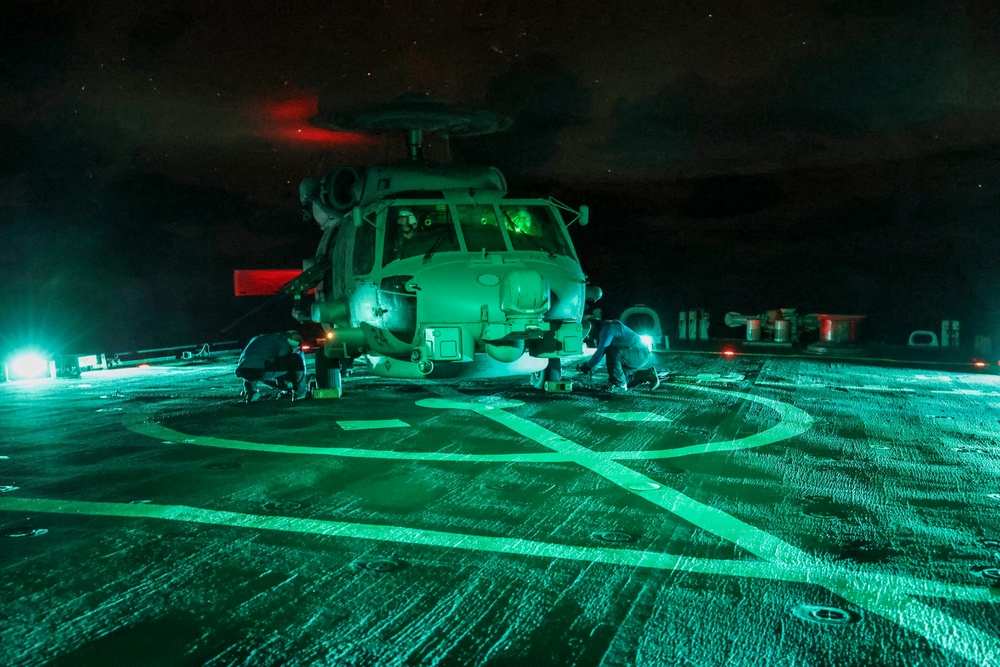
left=418, top=396, right=817, bottom=569
left=418, top=388, right=1000, bottom=667
left=126, top=419, right=570, bottom=462
left=337, top=419, right=410, bottom=430
left=597, top=412, right=672, bottom=423
left=0, top=496, right=994, bottom=605
left=832, top=580, right=1000, bottom=667
left=114, top=381, right=1000, bottom=663
left=125, top=383, right=811, bottom=463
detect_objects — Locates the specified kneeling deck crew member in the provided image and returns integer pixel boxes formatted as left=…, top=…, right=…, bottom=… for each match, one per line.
left=576, top=319, right=659, bottom=393
left=236, top=330, right=308, bottom=401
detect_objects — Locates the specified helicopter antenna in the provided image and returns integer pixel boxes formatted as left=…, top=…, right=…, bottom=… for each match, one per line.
left=311, top=93, right=510, bottom=163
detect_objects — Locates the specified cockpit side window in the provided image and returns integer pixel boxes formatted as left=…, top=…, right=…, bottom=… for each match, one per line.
left=455, top=205, right=506, bottom=253
left=383, top=204, right=457, bottom=264
left=500, top=204, right=572, bottom=256
left=353, top=215, right=376, bottom=275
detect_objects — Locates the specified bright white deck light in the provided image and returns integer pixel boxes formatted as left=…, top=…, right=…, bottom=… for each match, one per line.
left=6, top=351, right=56, bottom=381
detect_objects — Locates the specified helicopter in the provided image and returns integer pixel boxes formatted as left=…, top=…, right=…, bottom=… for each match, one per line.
left=241, top=95, right=600, bottom=396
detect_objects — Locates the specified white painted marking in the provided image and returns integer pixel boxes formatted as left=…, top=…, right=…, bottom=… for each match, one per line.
left=126, top=384, right=811, bottom=462
left=756, top=381, right=917, bottom=393
left=597, top=412, right=672, bottom=423
left=108, top=381, right=1000, bottom=664
left=625, top=482, right=662, bottom=491
left=1, top=496, right=994, bottom=605
left=337, top=419, right=410, bottom=431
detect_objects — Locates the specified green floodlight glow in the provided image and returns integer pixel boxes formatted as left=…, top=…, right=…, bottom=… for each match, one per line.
left=505, top=208, right=541, bottom=236
left=5, top=350, right=56, bottom=382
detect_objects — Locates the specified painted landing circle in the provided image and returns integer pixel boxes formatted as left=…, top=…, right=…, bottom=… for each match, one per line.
left=126, top=383, right=815, bottom=462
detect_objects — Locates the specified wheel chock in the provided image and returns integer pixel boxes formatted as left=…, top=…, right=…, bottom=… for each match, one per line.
left=312, top=388, right=343, bottom=399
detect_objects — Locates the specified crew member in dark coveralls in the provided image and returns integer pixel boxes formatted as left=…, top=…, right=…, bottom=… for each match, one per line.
left=235, top=331, right=308, bottom=402
left=576, top=320, right=659, bottom=394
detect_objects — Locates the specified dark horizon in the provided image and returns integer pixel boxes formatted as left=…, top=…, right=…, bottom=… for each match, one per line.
left=3, top=145, right=996, bottom=355
left=3, top=0, right=1000, bottom=357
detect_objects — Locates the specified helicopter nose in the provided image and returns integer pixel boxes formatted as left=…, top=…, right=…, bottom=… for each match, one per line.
left=499, top=269, right=550, bottom=316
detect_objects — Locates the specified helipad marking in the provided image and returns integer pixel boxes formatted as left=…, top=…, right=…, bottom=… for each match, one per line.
left=125, top=383, right=813, bottom=462
left=755, top=381, right=919, bottom=393
left=337, top=419, right=410, bottom=431
left=418, top=397, right=816, bottom=566
left=127, top=419, right=568, bottom=462
left=1, top=496, right=995, bottom=605
left=826, top=580, right=1000, bottom=667
left=113, top=383, right=1000, bottom=663
left=416, top=391, right=1000, bottom=666
left=597, top=412, right=672, bottom=423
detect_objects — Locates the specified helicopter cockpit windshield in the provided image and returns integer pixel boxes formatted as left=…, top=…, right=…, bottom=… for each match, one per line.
left=382, top=201, right=573, bottom=267
left=384, top=204, right=458, bottom=264
left=455, top=204, right=507, bottom=254
left=498, top=204, right=571, bottom=257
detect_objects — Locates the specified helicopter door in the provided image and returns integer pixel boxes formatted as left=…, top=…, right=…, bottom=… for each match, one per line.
left=325, top=223, right=352, bottom=301
left=371, top=210, right=418, bottom=344
left=353, top=216, right=376, bottom=277
left=377, top=275, right=418, bottom=345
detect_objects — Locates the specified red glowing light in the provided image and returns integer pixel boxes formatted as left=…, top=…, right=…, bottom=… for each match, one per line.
left=266, top=98, right=318, bottom=122
left=973, top=360, right=988, bottom=368
left=234, top=269, right=315, bottom=296
left=273, top=126, right=370, bottom=145
left=260, top=94, right=373, bottom=147
left=722, top=349, right=736, bottom=357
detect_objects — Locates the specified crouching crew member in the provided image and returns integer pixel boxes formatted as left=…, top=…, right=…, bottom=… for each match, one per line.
left=576, top=320, right=659, bottom=394
left=236, top=330, right=309, bottom=402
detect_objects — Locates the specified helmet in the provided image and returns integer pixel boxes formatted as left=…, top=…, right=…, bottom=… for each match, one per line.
left=397, top=209, right=418, bottom=227
left=285, top=330, right=304, bottom=344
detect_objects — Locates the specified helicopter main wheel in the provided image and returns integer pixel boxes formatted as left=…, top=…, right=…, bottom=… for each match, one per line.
left=315, top=353, right=344, bottom=391
left=530, top=358, right=562, bottom=389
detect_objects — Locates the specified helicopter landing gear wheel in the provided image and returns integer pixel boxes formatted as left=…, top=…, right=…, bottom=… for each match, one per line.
left=315, top=353, right=345, bottom=396
left=530, top=358, right=562, bottom=389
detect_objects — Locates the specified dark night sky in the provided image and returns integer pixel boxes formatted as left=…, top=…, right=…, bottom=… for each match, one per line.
left=3, top=0, right=1000, bottom=354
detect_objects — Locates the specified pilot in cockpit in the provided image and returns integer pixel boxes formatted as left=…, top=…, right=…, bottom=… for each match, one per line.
left=393, top=208, right=420, bottom=259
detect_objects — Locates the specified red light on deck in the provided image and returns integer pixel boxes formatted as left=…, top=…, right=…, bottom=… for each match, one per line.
left=973, top=360, right=988, bottom=368
left=721, top=349, right=736, bottom=357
